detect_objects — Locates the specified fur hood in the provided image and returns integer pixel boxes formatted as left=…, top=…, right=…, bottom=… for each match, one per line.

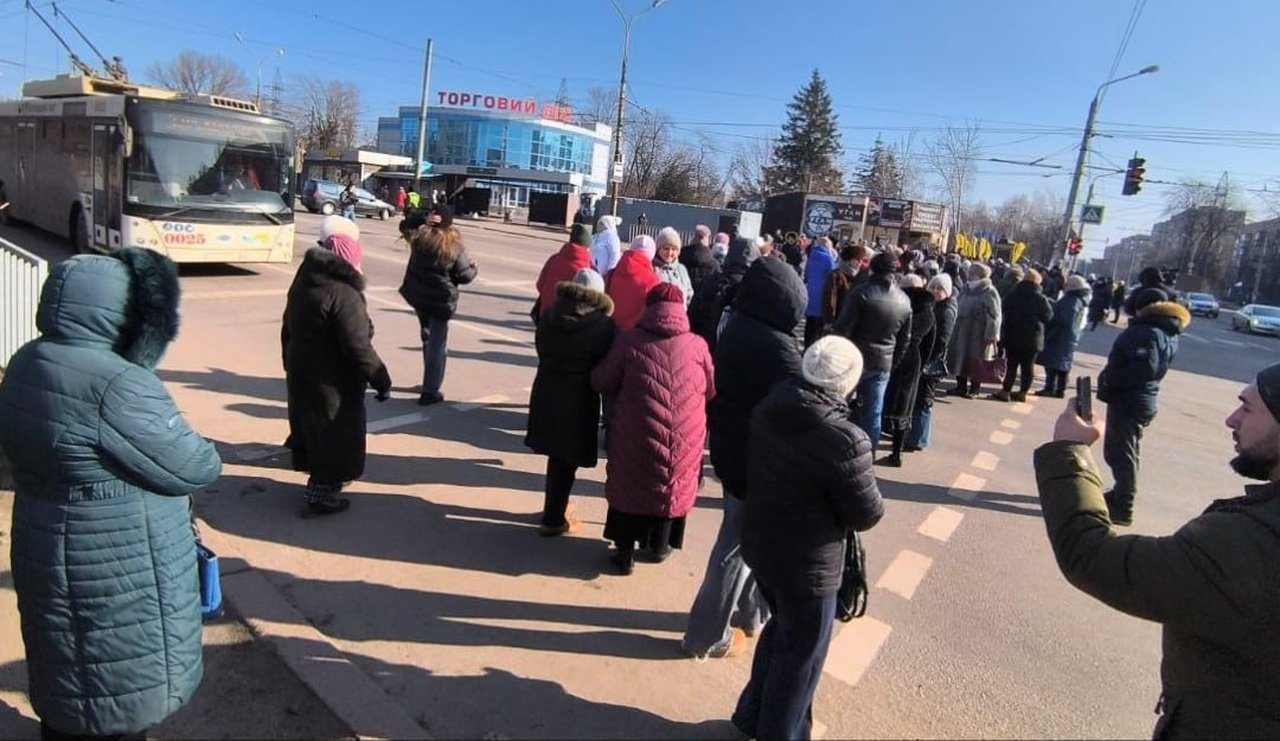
left=1137, top=300, right=1191, bottom=330
left=112, top=248, right=182, bottom=369
left=300, top=247, right=366, bottom=292
left=555, top=281, right=614, bottom=316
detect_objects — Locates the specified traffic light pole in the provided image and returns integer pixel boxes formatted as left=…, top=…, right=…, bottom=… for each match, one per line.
left=1058, top=95, right=1098, bottom=267
left=412, top=39, right=434, bottom=194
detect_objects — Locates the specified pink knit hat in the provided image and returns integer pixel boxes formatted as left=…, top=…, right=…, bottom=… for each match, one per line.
left=324, top=234, right=364, bottom=273
left=629, top=234, right=656, bottom=262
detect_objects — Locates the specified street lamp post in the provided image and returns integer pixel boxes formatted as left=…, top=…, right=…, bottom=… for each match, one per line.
left=1058, top=64, right=1158, bottom=266
left=234, top=33, right=284, bottom=111
left=608, top=0, right=668, bottom=218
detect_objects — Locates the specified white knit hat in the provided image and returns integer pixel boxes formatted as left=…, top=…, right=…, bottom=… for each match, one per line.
left=802, top=336, right=864, bottom=399
left=319, top=214, right=360, bottom=243
left=572, top=268, right=605, bottom=294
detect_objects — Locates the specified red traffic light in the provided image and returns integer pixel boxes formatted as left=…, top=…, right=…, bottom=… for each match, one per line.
left=1067, top=237, right=1083, bottom=255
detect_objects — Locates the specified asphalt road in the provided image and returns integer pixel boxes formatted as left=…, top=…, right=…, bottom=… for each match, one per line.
left=1, top=214, right=1271, bottom=739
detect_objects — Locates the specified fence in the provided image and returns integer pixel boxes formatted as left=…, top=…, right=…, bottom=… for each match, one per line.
left=1, top=237, right=48, bottom=369
left=620, top=224, right=696, bottom=246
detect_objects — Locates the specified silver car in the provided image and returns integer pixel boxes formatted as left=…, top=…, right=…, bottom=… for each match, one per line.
left=1232, top=304, right=1280, bottom=336
left=1184, top=292, right=1220, bottom=318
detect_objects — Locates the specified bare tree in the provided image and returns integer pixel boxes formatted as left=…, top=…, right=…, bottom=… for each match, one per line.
left=925, top=123, right=981, bottom=236
left=1159, top=175, right=1247, bottom=292
left=145, top=51, right=249, bottom=97
left=894, top=130, right=924, bottom=201
left=290, top=78, right=361, bottom=157
left=579, top=87, right=618, bottom=128
left=727, top=138, right=775, bottom=204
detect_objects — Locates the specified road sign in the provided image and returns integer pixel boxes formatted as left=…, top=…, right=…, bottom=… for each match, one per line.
left=1080, top=204, right=1105, bottom=224
left=419, top=161, right=434, bottom=175
left=610, top=161, right=624, bottom=183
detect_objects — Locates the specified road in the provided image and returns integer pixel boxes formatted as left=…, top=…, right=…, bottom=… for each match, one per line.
left=2, top=213, right=1277, bottom=739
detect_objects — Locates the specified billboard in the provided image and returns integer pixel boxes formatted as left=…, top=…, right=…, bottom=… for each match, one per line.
left=907, top=202, right=946, bottom=233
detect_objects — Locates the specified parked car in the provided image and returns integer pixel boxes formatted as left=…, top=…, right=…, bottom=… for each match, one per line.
left=1232, top=304, right=1280, bottom=336
left=1184, top=292, right=1220, bottom=318
left=302, top=179, right=394, bottom=219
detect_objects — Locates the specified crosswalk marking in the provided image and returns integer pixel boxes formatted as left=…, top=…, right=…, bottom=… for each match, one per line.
left=876, top=550, right=933, bottom=600
left=1010, top=402, right=1034, bottom=415
left=947, top=472, right=986, bottom=501
left=823, top=616, right=893, bottom=687
left=918, top=507, right=965, bottom=542
left=970, top=450, right=1000, bottom=471
left=989, top=430, right=1014, bottom=445
left=1001, top=419, right=1023, bottom=429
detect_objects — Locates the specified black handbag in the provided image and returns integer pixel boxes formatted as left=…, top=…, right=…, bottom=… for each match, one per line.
left=922, top=357, right=948, bottom=379
left=836, top=532, right=868, bottom=622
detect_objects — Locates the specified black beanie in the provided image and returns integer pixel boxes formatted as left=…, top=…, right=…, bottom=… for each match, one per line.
left=1258, top=363, right=1280, bottom=423
left=570, top=223, right=592, bottom=247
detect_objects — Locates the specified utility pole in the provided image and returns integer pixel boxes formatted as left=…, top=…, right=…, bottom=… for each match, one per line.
left=608, top=0, right=668, bottom=217
left=412, top=38, right=434, bottom=194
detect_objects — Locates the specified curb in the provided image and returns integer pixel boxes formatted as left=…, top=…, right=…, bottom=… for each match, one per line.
left=202, top=527, right=431, bottom=741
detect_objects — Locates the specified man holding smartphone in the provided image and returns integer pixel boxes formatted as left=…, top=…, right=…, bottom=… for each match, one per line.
left=1033, top=362, right=1280, bottom=738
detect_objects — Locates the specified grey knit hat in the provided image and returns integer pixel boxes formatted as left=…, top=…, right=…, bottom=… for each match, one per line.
left=1258, top=362, right=1280, bottom=423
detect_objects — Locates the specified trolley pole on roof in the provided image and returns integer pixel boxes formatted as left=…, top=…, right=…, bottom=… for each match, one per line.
left=412, top=38, right=434, bottom=194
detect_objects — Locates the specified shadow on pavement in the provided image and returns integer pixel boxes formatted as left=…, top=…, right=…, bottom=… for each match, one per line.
left=441, top=348, right=538, bottom=369
left=263, top=568, right=688, bottom=661
left=464, top=287, right=538, bottom=305
left=452, top=312, right=534, bottom=334
left=878, top=478, right=1042, bottom=518
left=201, top=475, right=607, bottom=579
left=273, top=635, right=732, bottom=739
left=159, top=367, right=287, bottom=404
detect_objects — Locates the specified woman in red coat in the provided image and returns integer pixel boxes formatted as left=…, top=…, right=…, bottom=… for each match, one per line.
left=591, top=283, right=716, bottom=574
left=605, top=234, right=661, bottom=331
left=533, top=224, right=593, bottom=321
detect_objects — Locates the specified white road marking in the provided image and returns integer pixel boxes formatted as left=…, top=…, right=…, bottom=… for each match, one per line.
left=1180, top=333, right=1209, bottom=343
left=813, top=719, right=828, bottom=740
left=1216, top=339, right=1249, bottom=348
left=875, top=550, right=933, bottom=600
left=947, top=472, right=986, bottom=502
left=917, top=507, right=965, bottom=542
left=367, top=410, right=431, bottom=433
left=185, top=286, right=398, bottom=300
left=1001, top=419, right=1023, bottom=430
left=451, top=393, right=511, bottom=412
left=822, top=616, right=893, bottom=687
left=969, top=450, right=1000, bottom=471
left=476, top=277, right=538, bottom=292
left=1010, top=402, right=1034, bottom=415
left=450, top=319, right=532, bottom=346
left=989, top=430, right=1015, bottom=445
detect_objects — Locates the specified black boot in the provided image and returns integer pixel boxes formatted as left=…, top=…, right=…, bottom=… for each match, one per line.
left=609, top=545, right=635, bottom=575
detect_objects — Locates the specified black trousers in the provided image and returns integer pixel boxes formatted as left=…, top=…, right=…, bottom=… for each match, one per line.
left=541, top=456, right=578, bottom=527
left=1103, top=406, right=1146, bottom=518
left=803, top=318, right=824, bottom=349
left=1002, top=353, right=1035, bottom=393
left=1043, top=368, right=1069, bottom=395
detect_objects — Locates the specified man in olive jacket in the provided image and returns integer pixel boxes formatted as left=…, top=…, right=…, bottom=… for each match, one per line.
left=1033, top=363, right=1280, bottom=739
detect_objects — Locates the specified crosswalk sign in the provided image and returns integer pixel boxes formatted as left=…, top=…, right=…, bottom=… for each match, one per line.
left=1080, top=204, right=1105, bottom=224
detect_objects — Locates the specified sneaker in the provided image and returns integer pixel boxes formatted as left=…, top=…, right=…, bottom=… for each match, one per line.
left=722, top=628, right=749, bottom=658
left=307, top=496, right=351, bottom=516
left=990, top=389, right=1012, bottom=402
left=538, top=517, right=582, bottom=537
left=417, top=391, right=444, bottom=406
left=644, top=544, right=674, bottom=563
left=1032, top=388, right=1055, bottom=397
left=1011, top=391, right=1028, bottom=403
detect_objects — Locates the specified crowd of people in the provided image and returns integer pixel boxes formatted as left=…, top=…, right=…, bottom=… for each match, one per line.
left=6, top=203, right=1277, bottom=740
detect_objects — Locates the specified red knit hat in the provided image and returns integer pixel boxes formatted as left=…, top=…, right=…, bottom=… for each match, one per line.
left=646, top=282, right=684, bottom=306
left=324, top=234, right=364, bottom=273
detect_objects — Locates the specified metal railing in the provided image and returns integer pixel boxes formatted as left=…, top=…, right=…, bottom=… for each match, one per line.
left=1, top=237, right=48, bottom=370
left=621, top=224, right=695, bottom=246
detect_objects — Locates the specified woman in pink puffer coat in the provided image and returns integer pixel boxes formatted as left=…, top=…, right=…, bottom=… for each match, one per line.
left=591, top=282, right=715, bottom=575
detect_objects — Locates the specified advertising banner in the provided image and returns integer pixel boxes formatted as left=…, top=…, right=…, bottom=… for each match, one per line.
left=907, top=202, right=946, bottom=233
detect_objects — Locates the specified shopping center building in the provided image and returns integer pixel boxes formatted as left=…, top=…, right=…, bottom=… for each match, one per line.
left=375, top=90, right=612, bottom=209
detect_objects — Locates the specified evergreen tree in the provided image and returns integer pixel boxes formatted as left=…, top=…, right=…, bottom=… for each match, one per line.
left=850, top=135, right=905, bottom=198
left=765, top=69, right=844, bottom=193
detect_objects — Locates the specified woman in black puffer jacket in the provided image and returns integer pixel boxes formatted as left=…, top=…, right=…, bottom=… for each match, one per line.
left=735, top=336, right=884, bottom=741
left=399, top=205, right=478, bottom=405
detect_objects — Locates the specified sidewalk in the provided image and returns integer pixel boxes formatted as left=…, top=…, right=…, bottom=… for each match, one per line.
left=0, top=491, right=354, bottom=740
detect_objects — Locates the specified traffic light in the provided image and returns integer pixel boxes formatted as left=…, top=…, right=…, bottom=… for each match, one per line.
left=1122, top=156, right=1146, bottom=196
left=1068, top=237, right=1083, bottom=255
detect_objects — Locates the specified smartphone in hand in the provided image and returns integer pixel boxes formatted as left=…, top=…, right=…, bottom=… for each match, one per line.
left=1076, top=376, right=1093, bottom=422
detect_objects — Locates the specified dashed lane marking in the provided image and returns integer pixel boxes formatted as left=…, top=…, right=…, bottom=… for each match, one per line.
left=1001, top=419, right=1023, bottom=430
left=970, top=450, right=1000, bottom=471
left=813, top=719, right=828, bottom=740
left=451, top=393, right=511, bottom=412
left=947, top=472, right=986, bottom=502
left=367, top=410, right=432, bottom=433
left=917, top=507, right=965, bottom=543
left=875, top=550, right=934, bottom=600
left=989, top=430, right=1015, bottom=445
left=822, top=616, right=893, bottom=687
left=1010, top=402, right=1034, bottom=415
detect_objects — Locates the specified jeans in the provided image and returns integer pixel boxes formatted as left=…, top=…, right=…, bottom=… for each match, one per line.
left=855, top=369, right=891, bottom=446
left=1002, top=353, right=1035, bottom=394
left=683, top=494, right=770, bottom=657
left=906, top=404, right=932, bottom=449
left=541, top=456, right=577, bottom=527
left=1103, top=405, right=1146, bottom=518
left=1042, top=368, right=1068, bottom=396
left=341, top=205, right=356, bottom=220
left=415, top=312, right=450, bottom=394
left=732, top=584, right=837, bottom=741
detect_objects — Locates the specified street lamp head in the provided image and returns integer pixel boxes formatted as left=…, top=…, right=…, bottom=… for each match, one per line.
left=1139, top=64, right=1160, bottom=75
left=651, top=0, right=668, bottom=7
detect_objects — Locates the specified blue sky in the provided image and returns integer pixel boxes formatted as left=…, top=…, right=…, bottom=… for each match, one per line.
left=2, top=0, right=1277, bottom=258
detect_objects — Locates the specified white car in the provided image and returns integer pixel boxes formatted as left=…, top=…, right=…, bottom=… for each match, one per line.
left=1232, top=304, right=1280, bottom=336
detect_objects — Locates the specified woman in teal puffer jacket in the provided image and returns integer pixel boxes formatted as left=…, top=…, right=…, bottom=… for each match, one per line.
left=0, top=249, right=221, bottom=739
